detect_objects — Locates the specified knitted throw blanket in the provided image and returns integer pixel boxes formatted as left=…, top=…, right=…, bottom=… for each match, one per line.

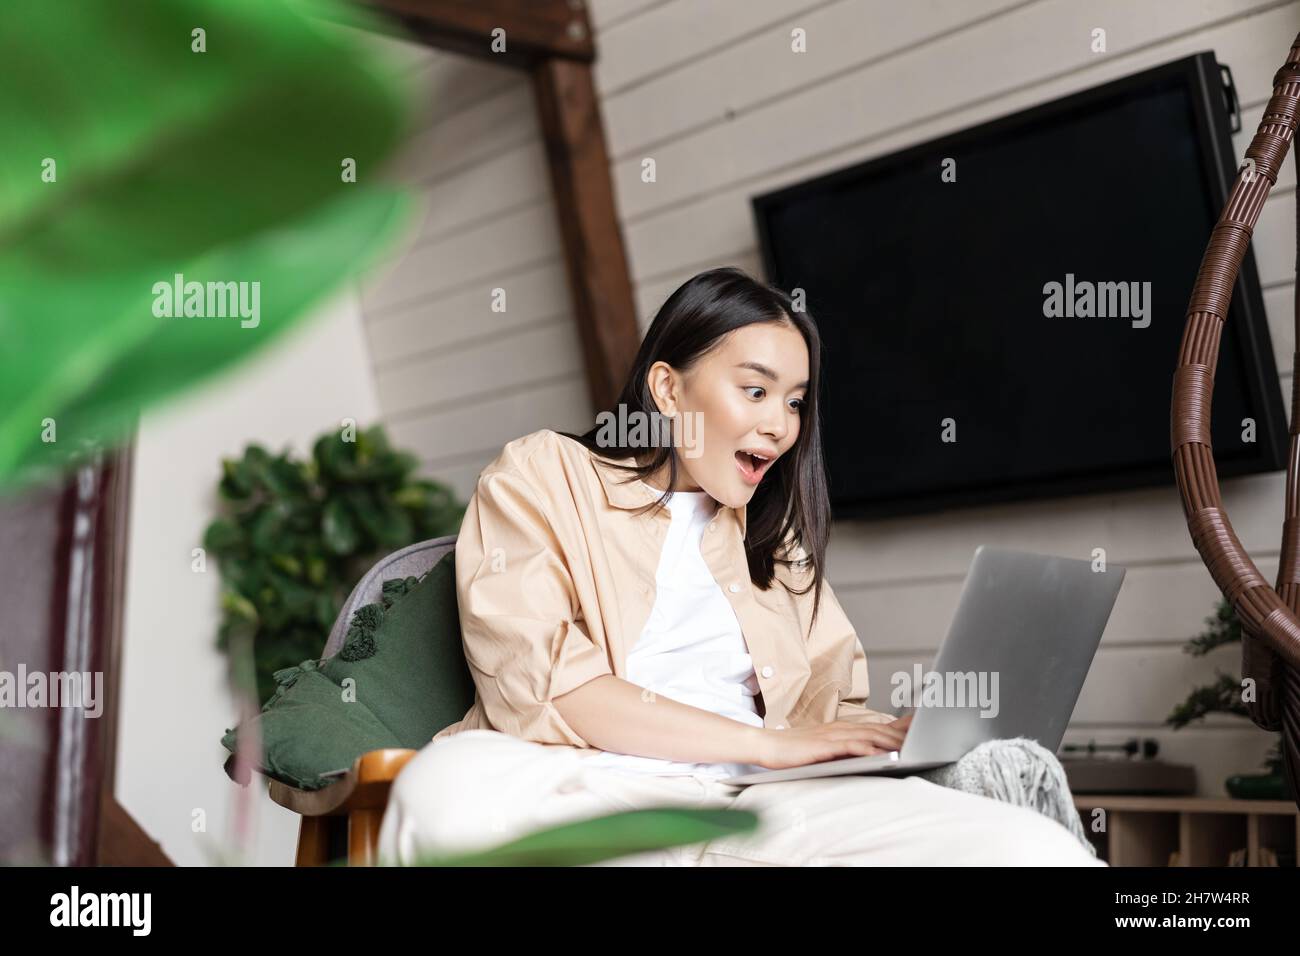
left=916, top=736, right=1097, bottom=856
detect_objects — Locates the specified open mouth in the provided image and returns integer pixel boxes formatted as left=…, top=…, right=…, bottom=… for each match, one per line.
left=735, top=450, right=775, bottom=483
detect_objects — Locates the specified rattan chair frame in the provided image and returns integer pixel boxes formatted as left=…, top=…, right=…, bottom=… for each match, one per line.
left=1172, top=34, right=1300, bottom=808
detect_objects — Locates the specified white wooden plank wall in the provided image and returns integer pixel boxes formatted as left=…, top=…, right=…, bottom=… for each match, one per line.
left=351, top=25, right=596, bottom=496
left=353, top=0, right=1300, bottom=794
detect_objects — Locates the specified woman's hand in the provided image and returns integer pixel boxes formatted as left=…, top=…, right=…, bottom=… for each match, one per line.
left=753, top=713, right=914, bottom=770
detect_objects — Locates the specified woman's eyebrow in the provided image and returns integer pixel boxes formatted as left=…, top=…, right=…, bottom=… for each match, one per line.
left=734, top=361, right=809, bottom=389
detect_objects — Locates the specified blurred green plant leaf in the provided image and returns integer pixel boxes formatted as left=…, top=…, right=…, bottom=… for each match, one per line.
left=322, top=498, right=360, bottom=555
left=0, top=0, right=420, bottom=492
left=383, top=807, right=762, bottom=867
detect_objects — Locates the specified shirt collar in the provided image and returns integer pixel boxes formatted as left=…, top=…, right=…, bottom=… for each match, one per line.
left=589, top=449, right=748, bottom=538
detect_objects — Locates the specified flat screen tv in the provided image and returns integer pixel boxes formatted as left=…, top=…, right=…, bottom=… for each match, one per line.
left=753, top=52, right=1287, bottom=520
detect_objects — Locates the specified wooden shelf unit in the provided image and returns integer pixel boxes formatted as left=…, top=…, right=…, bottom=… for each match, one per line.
left=1072, top=795, right=1299, bottom=866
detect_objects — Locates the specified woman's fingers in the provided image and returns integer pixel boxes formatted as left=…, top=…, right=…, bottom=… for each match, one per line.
left=827, top=720, right=905, bottom=742
left=851, top=726, right=905, bottom=749
left=818, top=717, right=912, bottom=754
left=876, top=725, right=908, bottom=746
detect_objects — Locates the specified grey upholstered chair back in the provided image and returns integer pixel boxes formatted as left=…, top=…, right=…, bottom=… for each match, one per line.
left=322, top=535, right=458, bottom=659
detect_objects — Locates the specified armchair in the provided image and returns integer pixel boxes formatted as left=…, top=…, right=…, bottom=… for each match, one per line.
left=259, top=535, right=460, bottom=866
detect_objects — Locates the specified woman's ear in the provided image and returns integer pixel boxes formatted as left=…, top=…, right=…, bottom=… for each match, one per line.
left=645, top=361, right=680, bottom=417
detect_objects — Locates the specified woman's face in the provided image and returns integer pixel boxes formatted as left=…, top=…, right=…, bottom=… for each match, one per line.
left=643, top=320, right=809, bottom=508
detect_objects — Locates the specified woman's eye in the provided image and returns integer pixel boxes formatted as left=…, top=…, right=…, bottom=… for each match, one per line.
left=745, top=386, right=805, bottom=411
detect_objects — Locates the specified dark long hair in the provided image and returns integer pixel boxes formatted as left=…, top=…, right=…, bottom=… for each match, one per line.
left=557, top=266, right=833, bottom=629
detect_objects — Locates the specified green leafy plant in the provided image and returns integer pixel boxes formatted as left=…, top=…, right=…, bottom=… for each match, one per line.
left=204, top=424, right=464, bottom=703
left=0, top=0, right=419, bottom=494
left=1167, top=597, right=1283, bottom=775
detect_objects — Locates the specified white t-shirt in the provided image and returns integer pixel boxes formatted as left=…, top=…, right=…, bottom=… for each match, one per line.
left=581, top=487, right=769, bottom=778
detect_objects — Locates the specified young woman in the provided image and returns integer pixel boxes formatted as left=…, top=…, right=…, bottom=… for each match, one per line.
left=377, top=267, right=1104, bottom=867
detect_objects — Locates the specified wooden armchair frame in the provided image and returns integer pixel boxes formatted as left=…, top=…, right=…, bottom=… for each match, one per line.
left=272, top=748, right=417, bottom=866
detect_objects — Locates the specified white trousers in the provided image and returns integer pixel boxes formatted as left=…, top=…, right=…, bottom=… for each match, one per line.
left=377, top=729, right=1107, bottom=867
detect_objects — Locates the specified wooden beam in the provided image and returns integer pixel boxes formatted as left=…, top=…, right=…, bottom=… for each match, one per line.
left=361, top=0, right=593, bottom=68
left=533, top=56, right=642, bottom=412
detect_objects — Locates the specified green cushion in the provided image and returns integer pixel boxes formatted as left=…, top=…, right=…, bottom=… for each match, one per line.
left=221, top=549, right=475, bottom=790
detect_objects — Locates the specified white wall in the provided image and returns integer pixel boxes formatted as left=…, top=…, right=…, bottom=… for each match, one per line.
left=117, top=289, right=381, bottom=866
left=356, top=43, right=596, bottom=500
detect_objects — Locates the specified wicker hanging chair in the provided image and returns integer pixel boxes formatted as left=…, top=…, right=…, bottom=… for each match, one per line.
left=1172, top=33, right=1300, bottom=809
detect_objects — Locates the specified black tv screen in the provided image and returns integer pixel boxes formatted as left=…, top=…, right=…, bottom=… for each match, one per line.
left=754, top=52, right=1287, bottom=519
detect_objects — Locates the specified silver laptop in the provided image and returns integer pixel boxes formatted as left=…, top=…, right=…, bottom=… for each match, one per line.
left=721, top=545, right=1125, bottom=786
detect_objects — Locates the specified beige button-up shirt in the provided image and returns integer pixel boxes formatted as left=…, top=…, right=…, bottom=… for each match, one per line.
left=432, top=428, right=895, bottom=753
